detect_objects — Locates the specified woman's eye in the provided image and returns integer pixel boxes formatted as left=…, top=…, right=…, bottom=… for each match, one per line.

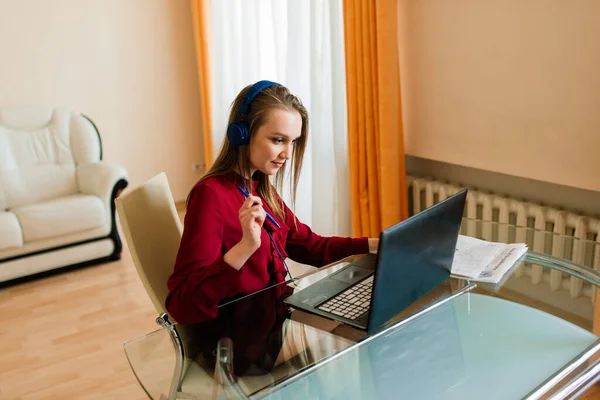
left=272, top=138, right=284, bottom=144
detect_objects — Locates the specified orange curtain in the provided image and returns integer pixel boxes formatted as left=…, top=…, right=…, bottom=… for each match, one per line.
left=343, top=0, right=408, bottom=237
left=190, top=0, right=213, bottom=168
left=595, top=294, right=600, bottom=335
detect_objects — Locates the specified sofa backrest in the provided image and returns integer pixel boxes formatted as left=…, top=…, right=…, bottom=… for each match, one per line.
left=0, top=107, right=101, bottom=210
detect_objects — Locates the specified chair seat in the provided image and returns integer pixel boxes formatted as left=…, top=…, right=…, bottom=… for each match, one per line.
left=180, top=361, right=215, bottom=399
left=180, top=359, right=279, bottom=399
left=11, top=194, right=106, bottom=243
left=180, top=354, right=310, bottom=398
left=0, top=212, right=23, bottom=250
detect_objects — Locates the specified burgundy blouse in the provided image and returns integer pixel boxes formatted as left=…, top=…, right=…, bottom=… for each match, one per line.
left=165, top=172, right=369, bottom=323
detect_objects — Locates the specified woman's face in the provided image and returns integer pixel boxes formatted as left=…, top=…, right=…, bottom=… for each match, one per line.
left=249, top=108, right=302, bottom=176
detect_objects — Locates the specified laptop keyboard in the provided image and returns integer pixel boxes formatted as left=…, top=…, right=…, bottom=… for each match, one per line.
left=317, top=276, right=374, bottom=320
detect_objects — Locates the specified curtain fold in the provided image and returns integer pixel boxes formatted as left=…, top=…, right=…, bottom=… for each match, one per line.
left=343, top=0, right=408, bottom=237
left=594, top=295, right=600, bottom=336
left=190, top=0, right=213, bottom=169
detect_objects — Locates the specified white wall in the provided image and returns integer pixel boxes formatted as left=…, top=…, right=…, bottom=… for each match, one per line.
left=0, top=0, right=204, bottom=201
left=399, top=0, right=600, bottom=192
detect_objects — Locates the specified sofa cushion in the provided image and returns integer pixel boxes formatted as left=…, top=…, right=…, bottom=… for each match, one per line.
left=0, top=212, right=23, bottom=250
left=0, top=225, right=110, bottom=261
left=0, top=108, right=78, bottom=209
left=11, top=194, right=106, bottom=243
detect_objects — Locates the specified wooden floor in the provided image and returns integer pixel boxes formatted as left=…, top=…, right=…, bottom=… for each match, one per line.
left=2, top=217, right=600, bottom=399
left=0, top=242, right=158, bottom=400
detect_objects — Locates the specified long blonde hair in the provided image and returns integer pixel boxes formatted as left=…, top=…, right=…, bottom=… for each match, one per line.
left=199, top=83, right=308, bottom=221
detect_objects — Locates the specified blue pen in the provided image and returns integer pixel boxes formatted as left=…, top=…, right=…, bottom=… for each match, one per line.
left=237, top=186, right=281, bottom=229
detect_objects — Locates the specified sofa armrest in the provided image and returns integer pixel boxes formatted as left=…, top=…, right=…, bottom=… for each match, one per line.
left=77, top=162, right=128, bottom=222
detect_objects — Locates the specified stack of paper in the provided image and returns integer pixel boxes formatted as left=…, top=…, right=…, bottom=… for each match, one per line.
left=451, top=235, right=528, bottom=283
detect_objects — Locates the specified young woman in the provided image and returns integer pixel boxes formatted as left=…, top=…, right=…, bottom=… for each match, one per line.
left=166, top=81, right=378, bottom=324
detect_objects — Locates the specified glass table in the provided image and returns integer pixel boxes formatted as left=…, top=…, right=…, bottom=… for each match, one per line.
left=124, top=219, right=600, bottom=399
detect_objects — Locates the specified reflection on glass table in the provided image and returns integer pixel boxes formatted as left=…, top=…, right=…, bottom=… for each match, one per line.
left=124, top=218, right=600, bottom=399
left=124, top=284, right=361, bottom=400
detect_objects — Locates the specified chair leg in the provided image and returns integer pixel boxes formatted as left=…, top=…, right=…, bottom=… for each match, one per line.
left=157, top=315, right=250, bottom=400
left=157, top=314, right=187, bottom=400
left=215, top=337, right=250, bottom=400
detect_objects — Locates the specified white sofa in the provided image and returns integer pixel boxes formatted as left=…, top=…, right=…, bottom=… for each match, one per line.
left=0, top=107, right=128, bottom=283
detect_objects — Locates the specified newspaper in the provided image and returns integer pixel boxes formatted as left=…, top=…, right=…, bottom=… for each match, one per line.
left=451, top=235, right=528, bottom=283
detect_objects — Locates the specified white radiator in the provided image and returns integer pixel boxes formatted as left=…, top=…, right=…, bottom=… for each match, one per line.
left=408, top=176, right=600, bottom=308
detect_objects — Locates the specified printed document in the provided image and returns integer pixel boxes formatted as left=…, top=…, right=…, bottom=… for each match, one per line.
left=451, top=235, right=528, bottom=283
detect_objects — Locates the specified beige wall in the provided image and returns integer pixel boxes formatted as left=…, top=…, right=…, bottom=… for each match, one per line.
left=398, top=0, right=600, bottom=192
left=0, top=0, right=204, bottom=201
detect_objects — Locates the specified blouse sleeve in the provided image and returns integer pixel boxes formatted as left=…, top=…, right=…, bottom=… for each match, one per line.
left=283, top=202, right=369, bottom=267
left=166, top=182, right=242, bottom=324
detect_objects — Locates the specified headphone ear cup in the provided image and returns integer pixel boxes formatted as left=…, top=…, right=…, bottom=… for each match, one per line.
left=227, top=122, right=250, bottom=146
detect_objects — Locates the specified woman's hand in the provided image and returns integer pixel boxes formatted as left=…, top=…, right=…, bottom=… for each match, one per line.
left=238, top=195, right=266, bottom=250
left=224, top=195, right=266, bottom=270
left=368, top=238, right=379, bottom=254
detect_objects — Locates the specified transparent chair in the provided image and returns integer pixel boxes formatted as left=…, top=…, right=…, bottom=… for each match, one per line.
left=117, top=172, right=250, bottom=399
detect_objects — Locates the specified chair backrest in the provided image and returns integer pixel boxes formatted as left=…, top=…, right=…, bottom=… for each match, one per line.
left=115, top=172, right=183, bottom=316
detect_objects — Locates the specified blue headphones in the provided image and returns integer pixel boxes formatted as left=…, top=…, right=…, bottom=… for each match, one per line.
left=227, top=80, right=279, bottom=146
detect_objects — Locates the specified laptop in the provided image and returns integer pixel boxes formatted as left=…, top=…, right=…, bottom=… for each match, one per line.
left=284, top=189, right=467, bottom=334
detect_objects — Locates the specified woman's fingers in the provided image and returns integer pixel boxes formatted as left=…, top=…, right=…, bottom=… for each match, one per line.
left=239, top=207, right=259, bottom=220
left=240, top=199, right=266, bottom=217
left=252, top=209, right=266, bottom=225
left=238, top=195, right=266, bottom=237
left=248, top=210, right=265, bottom=226
left=240, top=209, right=266, bottom=227
left=239, top=197, right=264, bottom=220
left=243, top=195, right=262, bottom=209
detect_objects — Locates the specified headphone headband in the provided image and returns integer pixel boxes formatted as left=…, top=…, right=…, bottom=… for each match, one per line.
left=238, top=80, right=278, bottom=115
left=227, top=80, right=280, bottom=146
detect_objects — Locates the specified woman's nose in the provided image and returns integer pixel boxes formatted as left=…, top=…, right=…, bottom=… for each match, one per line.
left=281, top=145, right=292, bottom=159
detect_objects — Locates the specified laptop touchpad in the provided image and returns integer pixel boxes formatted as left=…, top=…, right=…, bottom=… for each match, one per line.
left=330, top=265, right=372, bottom=285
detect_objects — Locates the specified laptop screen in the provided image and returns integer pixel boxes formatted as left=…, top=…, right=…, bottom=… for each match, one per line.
left=366, top=190, right=467, bottom=333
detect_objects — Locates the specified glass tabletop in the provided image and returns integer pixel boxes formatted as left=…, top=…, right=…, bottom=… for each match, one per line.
left=124, top=218, right=600, bottom=399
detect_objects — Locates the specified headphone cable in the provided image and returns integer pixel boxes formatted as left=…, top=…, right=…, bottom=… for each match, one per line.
left=267, top=231, right=293, bottom=281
